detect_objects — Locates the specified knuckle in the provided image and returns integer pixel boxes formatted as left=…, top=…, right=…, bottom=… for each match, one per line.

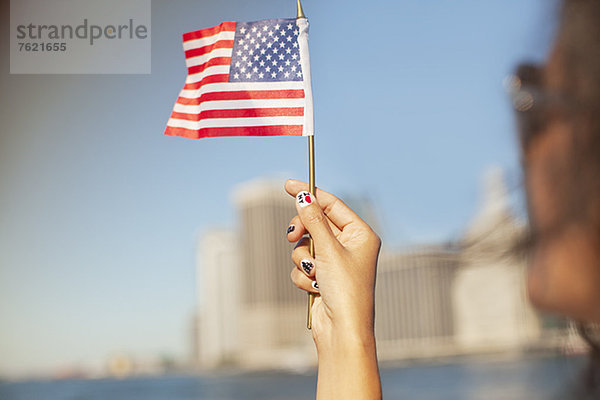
left=290, top=269, right=303, bottom=288
left=323, top=198, right=339, bottom=216
left=362, top=226, right=381, bottom=247
left=291, top=248, right=300, bottom=265
left=371, top=231, right=382, bottom=248
left=305, top=211, right=326, bottom=225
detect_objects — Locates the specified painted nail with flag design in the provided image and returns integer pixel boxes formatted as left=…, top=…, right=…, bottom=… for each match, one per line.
left=296, top=191, right=313, bottom=207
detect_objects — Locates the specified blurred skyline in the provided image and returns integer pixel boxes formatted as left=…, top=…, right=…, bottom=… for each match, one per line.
left=0, top=0, right=556, bottom=377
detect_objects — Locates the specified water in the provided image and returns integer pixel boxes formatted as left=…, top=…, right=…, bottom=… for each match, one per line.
left=0, top=355, right=587, bottom=400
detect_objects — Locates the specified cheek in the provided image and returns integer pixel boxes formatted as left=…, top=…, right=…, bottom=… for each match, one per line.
left=526, top=162, right=557, bottom=232
left=523, top=125, right=569, bottom=311
left=524, top=124, right=600, bottom=321
left=524, top=124, right=572, bottom=233
left=528, top=226, right=600, bottom=322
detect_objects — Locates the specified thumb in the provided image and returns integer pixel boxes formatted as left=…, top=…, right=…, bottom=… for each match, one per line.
left=295, top=191, right=339, bottom=251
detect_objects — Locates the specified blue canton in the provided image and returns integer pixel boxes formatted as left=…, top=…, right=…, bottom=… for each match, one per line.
left=229, top=18, right=303, bottom=82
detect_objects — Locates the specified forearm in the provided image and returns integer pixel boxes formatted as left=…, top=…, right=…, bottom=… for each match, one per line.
left=315, top=331, right=382, bottom=400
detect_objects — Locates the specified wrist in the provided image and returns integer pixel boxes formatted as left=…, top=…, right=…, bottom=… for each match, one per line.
left=314, top=323, right=376, bottom=360
left=312, top=304, right=375, bottom=349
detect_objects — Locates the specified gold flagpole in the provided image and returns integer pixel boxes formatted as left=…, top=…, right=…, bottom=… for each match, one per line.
left=307, top=136, right=316, bottom=329
left=296, top=0, right=316, bottom=330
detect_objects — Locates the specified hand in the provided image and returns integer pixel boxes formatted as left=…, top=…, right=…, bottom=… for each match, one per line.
left=285, top=179, right=381, bottom=344
left=286, top=179, right=383, bottom=400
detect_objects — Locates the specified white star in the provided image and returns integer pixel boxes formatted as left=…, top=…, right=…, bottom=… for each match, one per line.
left=267, top=42, right=273, bottom=48
left=278, top=65, right=284, bottom=72
left=259, top=72, right=264, bottom=78
left=261, top=37, right=267, bottom=43
left=250, top=38, right=255, bottom=44
left=293, top=42, right=298, bottom=48
left=260, top=60, right=265, bottom=66
left=265, top=66, right=271, bottom=72
left=260, top=49, right=266, bottom=54
left=239, top=39, right=245, bottom=45
left=287, top=23, right=293, bottom=30
left=246, top=72, right=252, bottom=78
left=234, top=72, right=240, bottom=79
left=272, top=72, right=277, bottom=78
left=285, top=59, right=291, bottom=65
left=274, top=24, right=280, bottom=30
left=252, top=26, right=257, bottom=33
left=249, top=49, right=254, bottom=55
left=253, top=66, right=258, bottom=73
left=242, top=55, right=247, bottom=61
left=280, top=29, right=285, bottom=35
left=245, top=33, right=250, bottom=39
left=235, top=61, right=241, bottom=67
left=257, top=32, right=262, bottom=38
left=272, top=60, right=278, bottom=66
left=247, top=61, right=252, bottom=67
left=286, top=48, right=291, bottom=54
left=292, top=54, right=298, bottom=59
left=255, top=44, right=260, bottom=49
left=236, top=50, right=242, bottom=56
left=244, top=44, right=249, bottom=50
left=273, top=48, right=279, bottom=54
left=266, top=54, right=272, bottom=60
left=268, top=30, right=273, bottom=36
left=297, top=71, right=302, bottom=77
left=284, top=71, right=290, bottom=78
left=254, top=55, right=259, bottom=61
left=240, top=27, right=247, bottom=34
left=287, top=36, right=292, bottom=42
left=263, top=26, right=268, bottom=31
left=280, top=42, right=285, bottom=48
left=291, top=65, right=297, bottom=71
left=279, top=54, right=284, bottom=60
left=273, top=36, right=279, bottom=42
left=240, top=67, right=246, bottom=73
left=294, top=30, right=299, bottom=36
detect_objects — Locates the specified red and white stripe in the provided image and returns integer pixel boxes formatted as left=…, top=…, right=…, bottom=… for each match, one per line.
left=165, top=21, right=308, bottom=139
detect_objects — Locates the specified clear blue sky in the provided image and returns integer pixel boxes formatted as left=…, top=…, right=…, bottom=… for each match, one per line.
left=0, top=0, right=557, bottom=377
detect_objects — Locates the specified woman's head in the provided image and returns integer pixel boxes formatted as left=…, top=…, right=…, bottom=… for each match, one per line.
left=522, top=0, right=600, bottom=322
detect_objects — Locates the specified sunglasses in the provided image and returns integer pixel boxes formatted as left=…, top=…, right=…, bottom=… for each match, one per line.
left=507, top=63, right=572, bottom=151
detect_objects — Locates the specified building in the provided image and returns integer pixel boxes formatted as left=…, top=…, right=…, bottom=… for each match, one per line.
left=376, top=247, right=458, bottom=360
left=233, top=179, right=315, bottom=370
left=452, top=168, right=542, bottom=352
left=195, top=230, right=241, bottom=369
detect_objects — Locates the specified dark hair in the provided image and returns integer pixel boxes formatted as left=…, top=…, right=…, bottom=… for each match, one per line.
left=557, top=0, right=600, bottom=398
left=557, top=0, right=600, bottom=229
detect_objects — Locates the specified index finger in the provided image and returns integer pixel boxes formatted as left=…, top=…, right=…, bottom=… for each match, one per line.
left=284, top=179, right=365, bottom=232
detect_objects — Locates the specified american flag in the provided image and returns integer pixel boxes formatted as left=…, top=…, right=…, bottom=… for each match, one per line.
left=165, top=18, right=314, bottom=139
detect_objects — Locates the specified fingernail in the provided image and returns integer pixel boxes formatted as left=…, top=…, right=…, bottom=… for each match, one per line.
left=311, top=281, right=319, bottom=290
left=296, top=191, right=313, bottom=208
left=286, top=225, right=295, bottom=234
left=301, top=259, right=314, bottom=274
